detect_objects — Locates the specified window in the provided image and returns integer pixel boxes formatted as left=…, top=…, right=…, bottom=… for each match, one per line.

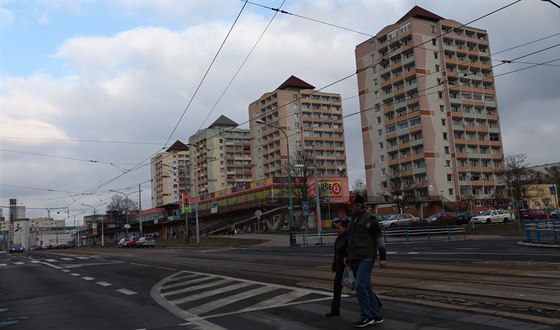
left=441, top=119, right=446, bottom=126
left=440, top=105, right=445, bottom=112
left=434, top=51, right=438, bottom=59
left=447, top=174, right=452, bottom=181
left=443, top=132, right=448, bottom=140
left=380, top=155, right=385, bottom=163
left=432, top=39, right=436, bottom=46
left=379, top=142, right=384, bottom=149
left=438, top=92, right=443, bottom=99
left=377, top=129, right=383, bottom=137
left=444, top=146, right=449, bottom=154
left=376, top=116, right=382, bottom=124
left=435, top=64, right=440, bottom=72
left=448, top=188, right=454, bottom=195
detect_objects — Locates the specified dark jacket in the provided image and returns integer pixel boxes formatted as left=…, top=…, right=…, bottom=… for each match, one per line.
left=332, top=231, right=349, bottom=272
left=347, top=209, right=386, bottom=262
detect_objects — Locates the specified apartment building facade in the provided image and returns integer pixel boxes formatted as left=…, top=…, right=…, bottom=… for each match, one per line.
left=249, top=76, right=347, bottom=180
left=150, top=140, right=191, bottom=207
left=355, top=6, right=506, bottom=211
left=189, top=115, right=252, bottom=197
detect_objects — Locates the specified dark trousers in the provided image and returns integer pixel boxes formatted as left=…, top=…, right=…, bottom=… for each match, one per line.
left=331, top=266, right=344, bottom=313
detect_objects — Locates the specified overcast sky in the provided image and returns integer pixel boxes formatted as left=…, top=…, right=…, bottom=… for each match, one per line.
left=1, top=0, right=559, bottom=224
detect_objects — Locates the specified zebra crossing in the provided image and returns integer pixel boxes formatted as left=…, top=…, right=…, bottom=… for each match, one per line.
left=153, top=270, right=337, bottom=324
left=0, top=255, right=105, bottom=268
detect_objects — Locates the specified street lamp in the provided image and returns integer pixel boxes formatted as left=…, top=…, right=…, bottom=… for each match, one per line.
left=82, top=203, right=106, bottom=246
left=256, top=119, right=295, bottom=246
left=110, top=190, right=136, bottom=238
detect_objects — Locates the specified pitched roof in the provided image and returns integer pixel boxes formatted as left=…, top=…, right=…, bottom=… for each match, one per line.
left=208, top=115, right=239, bottom=129
left=396, top=6, right=444, bottom=24
left=277, top=75, right=315, bottom=90
left=166, top=140, right=190, bottom=152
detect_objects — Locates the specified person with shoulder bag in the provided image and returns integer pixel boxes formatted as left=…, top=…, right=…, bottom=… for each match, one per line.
left=345, top=194, right=387, bottom=328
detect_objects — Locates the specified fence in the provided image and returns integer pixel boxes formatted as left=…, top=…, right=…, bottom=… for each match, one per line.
left=524, top=219, right=559, bottom=245
left=293, top=225, right=467, bottom=246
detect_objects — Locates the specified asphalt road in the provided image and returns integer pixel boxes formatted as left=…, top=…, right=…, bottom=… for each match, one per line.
left=0, top=237, right=558, bottom=330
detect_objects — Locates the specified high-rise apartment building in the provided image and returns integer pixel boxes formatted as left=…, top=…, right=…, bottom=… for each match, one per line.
left=151, top=140, right=191, bottom=207
left=250, top=76, right=347, bottom=179
left=355, top=6, right=505, bottom=210
left=189, top=115, right=252, bottom=197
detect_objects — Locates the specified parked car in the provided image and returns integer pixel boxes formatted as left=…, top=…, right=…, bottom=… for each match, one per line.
left=471, top=209, right=512, bottom=224
left=127, top=236, right=139, bottom=248
left=520, top=209, right=550, bottom=220
left=9, top=243, right=25, bottom=253
left=117, top=238, right=130, bottom=248
left=137, top=237, right=156, bottom=248
left=427, top=212, right=457, bottom=225
left=455, top=211, right=479, bottom=225
left=379, top=213, right=419, bottom=228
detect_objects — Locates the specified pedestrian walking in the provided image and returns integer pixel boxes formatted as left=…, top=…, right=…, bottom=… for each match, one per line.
left=326, top=218, right=349, bottom=317
left=346, top=194, right=387, bottom=327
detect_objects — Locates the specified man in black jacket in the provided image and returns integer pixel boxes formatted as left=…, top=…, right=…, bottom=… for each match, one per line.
left=346, top=194, right=387, bottom=327
left=326, top=218, right=349, bottom=317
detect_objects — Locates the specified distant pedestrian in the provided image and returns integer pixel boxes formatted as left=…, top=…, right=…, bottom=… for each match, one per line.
left=326, top=218, right=349, bottom=317
left=346, top=194, right=387, bottom=327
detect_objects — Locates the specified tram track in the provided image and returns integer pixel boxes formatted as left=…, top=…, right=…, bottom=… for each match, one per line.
left=37, top=247, right=560, bottom=325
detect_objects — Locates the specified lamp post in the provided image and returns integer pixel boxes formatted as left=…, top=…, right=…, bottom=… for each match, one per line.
left=256, top=119, right=295, bottom=246
left=82, top=203, right=106, bottom=247
left=110, top=190, right=135, bottom=238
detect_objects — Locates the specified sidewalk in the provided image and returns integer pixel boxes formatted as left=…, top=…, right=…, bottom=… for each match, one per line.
left=230, top=233, right=292, bottom=247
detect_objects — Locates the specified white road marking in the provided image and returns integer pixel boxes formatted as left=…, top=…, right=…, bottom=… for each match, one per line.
left=82, top=277, right=95, bottom=281
left=131, top=263, right=149, bottom=267
left=170, top=282, right=253, bottom=305
left=117, top=289, right=138, bottom=295
left=14, top=262, right=24, bottom=265
left=97, top=282, right=112, bottom=287
left=30, top=260, right=41, bottom=263
left=76, top=257, right=90, bottom=260
left=157, top=266, right=177, bottom=271
left=61, top=269, right=71, bottom=272
left=45, top=259, right=57, bottom=262
left=163, top=279, right=231, bottom=297
left=61, top=257, right=74, bottom=261
left=190, top=286, right=277, bottom=315
left=163, top=275, right=218, bottom=290
left=70, top=273, right=81, bottom=277
left=0, top=264, right=6, bottom=267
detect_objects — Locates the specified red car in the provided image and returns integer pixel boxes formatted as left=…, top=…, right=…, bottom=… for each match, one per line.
left=520, top=209, right=549, bottom=220
left=127, top=236, right=139, bottom=248
left=427, top=212, right=457, bottom=225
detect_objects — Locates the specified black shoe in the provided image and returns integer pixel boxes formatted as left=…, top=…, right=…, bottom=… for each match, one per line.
left=355, top=317, right=375, bottom=328
left=326, top=311, right=340, bottom=317
left=372, top=316, right=383, bottom=324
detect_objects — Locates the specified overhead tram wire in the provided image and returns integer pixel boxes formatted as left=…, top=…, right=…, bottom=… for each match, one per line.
left=68, top=3, right=251, bottom=199
left=243, top=0, right=373, bottom=37
left=163, top=1, right=249, bottom=148
left=197, top=0, right=287, bottom=130
left=168, top=0, right=528, bottom=176
left=37, top=0, right=524, bottom=203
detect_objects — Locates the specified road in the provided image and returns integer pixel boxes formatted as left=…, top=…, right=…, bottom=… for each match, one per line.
left=1, top=237, right=558, bottom=330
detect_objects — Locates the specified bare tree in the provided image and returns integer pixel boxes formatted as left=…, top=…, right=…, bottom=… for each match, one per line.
left=504, top=154, right=530, bottom=221
left=107, top=194, right=139, bottom=218
left=380, top=168, right=415, bottom=214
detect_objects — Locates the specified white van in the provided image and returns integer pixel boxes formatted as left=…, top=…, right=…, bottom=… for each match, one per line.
left=470, top=209, right=512, bottom=224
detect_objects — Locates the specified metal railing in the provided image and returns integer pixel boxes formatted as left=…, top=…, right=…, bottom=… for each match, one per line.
left=524, top=219, right=559, bottom=245
left=381, top=225, right=467, bottom=243
left=293, top=225, right=467, bottom=246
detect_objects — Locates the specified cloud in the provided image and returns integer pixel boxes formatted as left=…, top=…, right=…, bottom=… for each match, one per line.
left=1, top=0, right=559, bottom=222
left=1, top=7, right=15, bottom=26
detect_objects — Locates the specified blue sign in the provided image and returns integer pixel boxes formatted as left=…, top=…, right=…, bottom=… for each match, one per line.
left=302, top=201, right=310, bottom=216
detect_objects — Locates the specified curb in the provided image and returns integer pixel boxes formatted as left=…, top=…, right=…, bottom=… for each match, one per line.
left=516, top=241, right=560, bottom=248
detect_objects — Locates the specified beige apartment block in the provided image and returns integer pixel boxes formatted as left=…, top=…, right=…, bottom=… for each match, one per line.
left=189, top=115, right=252, bottom=197
left=250, top=76, right=347, bottom=179
left=355, top=6, right=506, bottom=211
left=151, top=140, right=191, bottom=207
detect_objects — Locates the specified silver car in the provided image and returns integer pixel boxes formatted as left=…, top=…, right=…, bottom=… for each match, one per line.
left=379, top=213, right=419, bottom=228
left=470, top=209, right=512, bottom=224
left=137, top=237, right=156, bottom=248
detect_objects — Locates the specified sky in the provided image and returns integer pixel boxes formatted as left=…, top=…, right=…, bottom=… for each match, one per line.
left=1, top=0, right=559, bottom=224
